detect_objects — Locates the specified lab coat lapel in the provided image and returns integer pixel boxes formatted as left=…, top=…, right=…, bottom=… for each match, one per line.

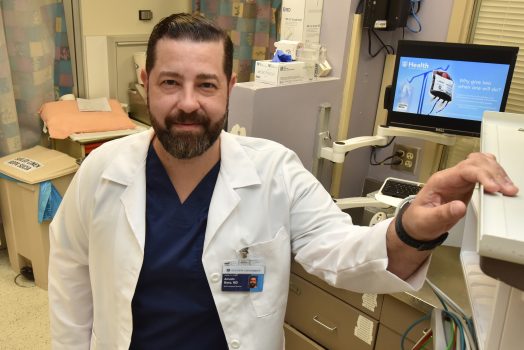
left=203, top=132, right=261, bottom=251
left=101, top=129, right=152, bottom=252
left=120, top=177, right=147, bottom=251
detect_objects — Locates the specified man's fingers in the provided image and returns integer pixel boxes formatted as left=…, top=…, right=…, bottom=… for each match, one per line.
left=464, top=153, right=519, bottom=195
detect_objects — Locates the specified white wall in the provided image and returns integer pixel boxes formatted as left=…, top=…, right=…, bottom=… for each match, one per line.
left=78, top=0, right=191, bottom=99
left=229, top=1, right=456, bottom=200
left=80, top=0, right=191, bottom=36
left=229, top=0, right=353, bottom=177
left=338, top=0, right=455, bottom=198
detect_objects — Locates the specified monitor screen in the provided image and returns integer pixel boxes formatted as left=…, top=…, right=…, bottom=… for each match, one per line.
left=387, top=40, right=518, bottom=137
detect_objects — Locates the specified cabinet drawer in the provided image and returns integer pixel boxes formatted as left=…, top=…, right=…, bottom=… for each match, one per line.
left=284, top=323, right=325, bottom=350
left=286, top=273, right=377, bottom=350
left=380, top=294, right=431, bottom=343
left=375, top=324, right=417, bottom=350
left=291, top=261, right=383, bottom=319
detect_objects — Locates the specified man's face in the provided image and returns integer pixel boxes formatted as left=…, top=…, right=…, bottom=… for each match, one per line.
left=142, top=38, right=236, bottom=159
left=249, top=277, right=257, bottom=288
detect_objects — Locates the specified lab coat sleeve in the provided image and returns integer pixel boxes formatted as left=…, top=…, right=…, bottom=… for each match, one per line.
left=281, top=149, right=428, bottom=294
left=48, top=164, right=93, bottom=350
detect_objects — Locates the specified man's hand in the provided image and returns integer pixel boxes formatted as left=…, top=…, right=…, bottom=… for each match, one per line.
left=402, top=152, right=518, bottom=242
left=386, top=152, right=519, bottom=280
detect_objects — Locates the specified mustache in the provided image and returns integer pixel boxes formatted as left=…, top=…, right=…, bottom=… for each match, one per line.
left=165, top=111, right=209, bottom=128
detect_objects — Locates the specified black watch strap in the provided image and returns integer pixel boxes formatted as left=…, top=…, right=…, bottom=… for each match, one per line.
left=395, top=201, right=448, bottom=251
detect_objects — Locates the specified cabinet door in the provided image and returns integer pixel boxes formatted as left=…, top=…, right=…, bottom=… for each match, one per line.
left=374, top=324, right=416, bottom=350
left=284, top=323, right=325, bottom=350
left=380, top=295, right=431, bottom=343
left=291, top=261, right=383, bottom=319
left=286, top=274, right=377, bottom=350
left=107, top=35, right=149, bottom=105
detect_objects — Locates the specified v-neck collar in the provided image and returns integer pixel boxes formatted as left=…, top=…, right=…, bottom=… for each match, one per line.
left=146, top=143, right=221, bottom=207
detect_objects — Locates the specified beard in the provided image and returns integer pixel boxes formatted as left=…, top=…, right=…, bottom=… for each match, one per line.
left=149, top=108, right=226, bottom=159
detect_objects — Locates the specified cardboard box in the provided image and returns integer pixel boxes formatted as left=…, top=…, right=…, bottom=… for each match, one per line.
left=254, top=60, right=307, bottom=86
left=281, top=0, right=324, bottom=45
left=0, top=146, right=78, bottom=289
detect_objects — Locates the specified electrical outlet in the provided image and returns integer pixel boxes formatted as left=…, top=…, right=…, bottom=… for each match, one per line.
left=391, top=143, right=420, bottom=173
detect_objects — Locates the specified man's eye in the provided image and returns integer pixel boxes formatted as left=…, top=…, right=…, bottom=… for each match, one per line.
left=163, top=80, right=178, bottom=86
left=201, top=82, right=217, bottom=89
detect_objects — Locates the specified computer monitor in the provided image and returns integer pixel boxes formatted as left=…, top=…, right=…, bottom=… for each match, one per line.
left=387, top=40, right=518, bottom=137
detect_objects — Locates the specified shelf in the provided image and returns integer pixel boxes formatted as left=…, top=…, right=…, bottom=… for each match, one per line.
left=235, top=77, right=340, bottom=91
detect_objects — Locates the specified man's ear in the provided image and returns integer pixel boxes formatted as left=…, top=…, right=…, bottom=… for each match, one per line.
left=140, top=69, right=148, bottom=90
left=228, top=72, right=237, bottom=94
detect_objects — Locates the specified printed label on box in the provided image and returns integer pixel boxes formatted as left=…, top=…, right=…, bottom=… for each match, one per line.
left=5, top=157, right=43, bottom=172
left=255, top=60, right=307, bottom=86
left=281, top=0, right=323, bottom=44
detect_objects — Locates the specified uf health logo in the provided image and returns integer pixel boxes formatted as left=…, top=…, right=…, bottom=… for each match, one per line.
left=402, top=61, right=430, bottom=70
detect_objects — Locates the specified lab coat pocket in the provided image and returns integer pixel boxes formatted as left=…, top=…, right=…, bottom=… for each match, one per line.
left=248, top=226, right=291, bottom=317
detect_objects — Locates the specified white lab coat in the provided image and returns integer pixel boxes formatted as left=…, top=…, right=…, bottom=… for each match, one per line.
left=48, top=129, right=427, bottom=350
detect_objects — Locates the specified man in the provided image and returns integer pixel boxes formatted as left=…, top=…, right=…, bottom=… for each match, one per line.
left=249, top=276, right=258, bottom=289
left=48, top=13, right=518, bottom=350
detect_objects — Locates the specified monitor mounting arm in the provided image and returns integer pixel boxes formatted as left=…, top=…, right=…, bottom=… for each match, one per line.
left=315, top=118, right=457, bottom=165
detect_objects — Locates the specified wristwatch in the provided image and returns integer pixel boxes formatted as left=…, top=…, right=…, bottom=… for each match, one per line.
left=395, top=197, right=448, bottom=251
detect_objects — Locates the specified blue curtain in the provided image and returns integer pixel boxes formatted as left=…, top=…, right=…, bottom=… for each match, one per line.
left=0, top=0, right=73, bottom=156
left=193, top=0, right=282, bottom=82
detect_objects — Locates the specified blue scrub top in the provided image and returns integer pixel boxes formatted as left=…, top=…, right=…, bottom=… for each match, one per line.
left=130, top=144, right=228, bottom=349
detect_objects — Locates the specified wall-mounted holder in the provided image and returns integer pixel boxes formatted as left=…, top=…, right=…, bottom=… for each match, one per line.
left=312, top=104, right=457, bottom=210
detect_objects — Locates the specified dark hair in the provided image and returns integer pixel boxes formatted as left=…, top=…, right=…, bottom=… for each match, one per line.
left=146, top=13, right=234, bottom=81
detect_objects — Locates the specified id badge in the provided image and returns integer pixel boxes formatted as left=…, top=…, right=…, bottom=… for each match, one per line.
left=222, top=258, right=265, bottom=292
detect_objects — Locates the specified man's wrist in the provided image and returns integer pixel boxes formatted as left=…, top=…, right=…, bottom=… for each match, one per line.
left=395, top=199, right=448, bottom=251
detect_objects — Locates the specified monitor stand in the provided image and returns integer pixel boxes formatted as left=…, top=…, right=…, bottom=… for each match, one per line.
left=311, top=104, right=458, bottom=214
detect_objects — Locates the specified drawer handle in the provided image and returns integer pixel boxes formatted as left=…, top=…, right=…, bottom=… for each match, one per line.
left=312, top=315, right=337, bottom=332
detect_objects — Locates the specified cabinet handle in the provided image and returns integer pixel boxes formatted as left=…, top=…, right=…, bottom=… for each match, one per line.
left=312, top=315, right=337, bottom=332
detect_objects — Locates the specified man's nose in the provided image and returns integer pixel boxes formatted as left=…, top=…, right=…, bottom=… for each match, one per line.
left=178, top=88, right=200, bottom=112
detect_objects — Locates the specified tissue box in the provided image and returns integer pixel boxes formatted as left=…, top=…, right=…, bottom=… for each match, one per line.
left=281, top=0, right=324, bottom=45
left=254, top=60, right=307, bottom=86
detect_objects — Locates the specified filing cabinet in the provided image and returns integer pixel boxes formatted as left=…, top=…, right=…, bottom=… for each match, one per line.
left=285, top=261, right=432, bottom=349
left=374, top=324, right=415, bottom=350
left=284, top=323, right=325, bottom=350
left=286, top=273, right=379, bottom=350
left=290, top=261, right=383, bottom=320
left=379, top=294, right=431, bottom=345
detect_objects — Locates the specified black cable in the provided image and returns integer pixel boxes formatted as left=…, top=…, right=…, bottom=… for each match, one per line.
left=369, top=137, right=401, bottom=166
left=414, top=0, right=421, bottom=14
left=356, top=0, right=365, bottom=14
left=371, top=29, right=395, bottom=54
left=14, top=274, right=35, bottom=288
left=370, top=149, right=402, bottom=166
left=367, top=28, right=393, bottom=57
left=374, top=136, right=396, bottom=149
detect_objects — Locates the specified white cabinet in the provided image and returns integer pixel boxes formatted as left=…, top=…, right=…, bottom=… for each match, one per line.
left=460, top=196, right=524, bottom=350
